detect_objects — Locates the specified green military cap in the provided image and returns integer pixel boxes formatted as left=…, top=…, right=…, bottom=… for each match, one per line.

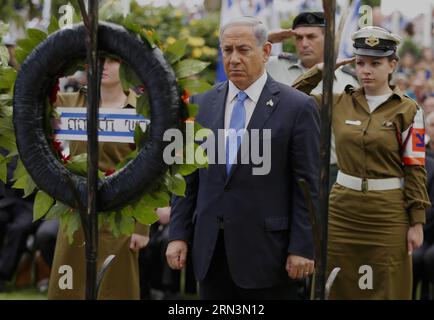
left=292, top=12, right=325, bottom=29
left=352, top=26, right=401, bottom=57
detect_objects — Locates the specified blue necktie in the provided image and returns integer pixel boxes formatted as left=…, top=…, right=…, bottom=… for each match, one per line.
left=226, top=91, right=248, bottom=175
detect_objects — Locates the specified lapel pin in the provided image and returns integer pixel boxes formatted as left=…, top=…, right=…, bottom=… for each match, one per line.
left=266, top=99, right=274, bottom=107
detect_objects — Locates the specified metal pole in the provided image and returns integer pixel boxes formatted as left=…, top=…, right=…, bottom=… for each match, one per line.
left=315, top=0, right=336, bottom=300
left=335, top=0, right=351, bottom=58
left=79, top=0, right=100, bottom=300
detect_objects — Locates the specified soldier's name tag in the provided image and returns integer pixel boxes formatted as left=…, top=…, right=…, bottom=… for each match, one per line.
left=53, top=107, right=150, bottom=143
left=345, top=120, right=362, bottom=126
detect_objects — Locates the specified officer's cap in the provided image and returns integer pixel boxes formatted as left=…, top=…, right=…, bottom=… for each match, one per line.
left=352, top=26, right=401, bottom=57
left=292, top=12, right=325, bottom=29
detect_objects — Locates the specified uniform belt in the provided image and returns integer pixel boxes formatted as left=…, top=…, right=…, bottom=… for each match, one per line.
left=336, top=171, right=403, bottom=192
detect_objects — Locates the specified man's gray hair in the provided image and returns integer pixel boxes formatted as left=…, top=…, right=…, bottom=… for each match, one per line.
left=219, top=16, right=269, bottom=47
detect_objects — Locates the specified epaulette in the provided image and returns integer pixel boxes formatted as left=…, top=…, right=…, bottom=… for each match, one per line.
left=278, top=52, right=298, bottom=63
left=341, top=64, right=357, bottom=79
left=345, top=84, right=355, bottom=94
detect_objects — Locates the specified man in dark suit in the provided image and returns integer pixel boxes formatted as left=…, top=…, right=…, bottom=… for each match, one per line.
left=166, top=16, right=320, bottom=299
left=412, top=147, right=434, bottom=299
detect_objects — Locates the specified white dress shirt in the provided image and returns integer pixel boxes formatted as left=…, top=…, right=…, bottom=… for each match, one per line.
left=224, top=71, right=268, bottom=130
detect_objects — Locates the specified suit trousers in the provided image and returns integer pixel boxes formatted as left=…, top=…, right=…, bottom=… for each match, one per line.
left=0, top=201, right=35, bottom=281
left=34, top=219, right=59, bottom=267
left=199, top=230, right=298, bottom=300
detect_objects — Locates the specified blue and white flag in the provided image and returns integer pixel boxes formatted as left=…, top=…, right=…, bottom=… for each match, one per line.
left=216, top=0, right=278, bottom=83
left=53, top=108, right=149, bottom=143
left=338, top=0, right=361, bottom=59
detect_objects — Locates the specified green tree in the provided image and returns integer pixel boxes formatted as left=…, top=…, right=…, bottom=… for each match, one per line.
left=0, top=0, right=79, bottom=30
left=0, top=9, right=212, bottom=241
left=0, top=0, right=36, bottom=26
left=362, top=0, right=381, bottom=7
left=100, top=2, right=219, bottom=83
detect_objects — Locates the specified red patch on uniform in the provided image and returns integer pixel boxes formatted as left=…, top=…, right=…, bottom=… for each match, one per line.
left=412, top=128, right=426, bottom=153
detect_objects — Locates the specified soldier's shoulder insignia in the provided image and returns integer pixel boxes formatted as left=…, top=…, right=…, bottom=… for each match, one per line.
left=345, top=84, right=355, bottom=94
left=278, top=52, right=298, bottom=63
left=341, top=65, right=357, bottom=79
left=402, top=107, right=425, bottom=166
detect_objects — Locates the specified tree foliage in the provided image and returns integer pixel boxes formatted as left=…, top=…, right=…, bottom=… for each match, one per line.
left=0, top=8, right=211, bottom=243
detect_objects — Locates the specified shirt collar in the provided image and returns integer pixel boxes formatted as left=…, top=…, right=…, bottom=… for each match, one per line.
left=354, top=86, right=404, bottom=101
left=390, top=85, right=404, bottom=101
left=289, top=59, right=306, bottom=71
left=228, top=71, right=268, bottom=104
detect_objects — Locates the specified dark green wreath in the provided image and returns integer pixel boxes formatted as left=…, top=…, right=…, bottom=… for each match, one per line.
left=1, top=17, right=210, bottom=242
left=13, top=22, right=180, bottom=212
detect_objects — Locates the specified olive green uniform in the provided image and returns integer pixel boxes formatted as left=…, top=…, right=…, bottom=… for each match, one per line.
left=48, top=90, right=148, bottom=300
left=266, top=54, right=359, bottom=181
left=294, top=66, right=431, bottom=299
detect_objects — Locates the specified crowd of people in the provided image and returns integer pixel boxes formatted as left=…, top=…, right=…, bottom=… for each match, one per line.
left=405, top=36, right=434, bottom=300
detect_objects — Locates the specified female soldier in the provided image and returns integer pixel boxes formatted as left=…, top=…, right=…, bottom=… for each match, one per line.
left=293, top=26, right=431, bottom=299
left=47, top=57, right=149, bottom=299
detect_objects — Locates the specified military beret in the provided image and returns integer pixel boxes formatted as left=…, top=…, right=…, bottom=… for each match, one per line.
left=352, top=26, right=401, bottom=57
left=292, top=12, right=325, bottom=29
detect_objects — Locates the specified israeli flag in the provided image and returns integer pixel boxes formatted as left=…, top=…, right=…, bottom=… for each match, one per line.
left=216, top=0, right=278, bottom=83
left=338, top=0, right=361, bottom=59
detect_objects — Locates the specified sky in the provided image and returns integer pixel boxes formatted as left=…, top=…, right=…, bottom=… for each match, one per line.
left=128, top=0, right=434, bottom=19
left=110, top=0, right=434, bottom=21
left=381, top=0, right=434, bottom=19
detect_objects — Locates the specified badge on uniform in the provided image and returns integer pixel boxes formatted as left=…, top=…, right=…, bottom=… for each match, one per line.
left=412, top=128, right=425, bottom=152
left=345, top=120, right=361, bottom=126
left=266, top=99, right=274, bottom=107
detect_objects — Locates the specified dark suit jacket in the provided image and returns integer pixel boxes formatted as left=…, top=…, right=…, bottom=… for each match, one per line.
left=424, top=151, right=434, bottom=244
left=169, top=75, right=320, bottom=289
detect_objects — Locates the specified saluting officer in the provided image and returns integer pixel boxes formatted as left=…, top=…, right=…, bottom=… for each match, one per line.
left=293, top=26, right=431, bottom=299
left=266, top=12, right=359, bottom=185
left=266, top=12, right=358, bottom=92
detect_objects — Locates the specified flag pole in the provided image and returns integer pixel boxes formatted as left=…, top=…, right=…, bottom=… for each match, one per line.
left=315, top=0, right=337, bottom=300
left=78, top=0, right=100, bottom=300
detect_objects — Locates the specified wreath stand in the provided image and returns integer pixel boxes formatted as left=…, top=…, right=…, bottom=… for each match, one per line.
left=80, top=0, right=99, bottom=300
left=13, top=1, right=180, bottom=299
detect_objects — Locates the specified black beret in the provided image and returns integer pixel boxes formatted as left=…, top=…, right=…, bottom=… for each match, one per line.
left=292, top=12, right=325, bottom=29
